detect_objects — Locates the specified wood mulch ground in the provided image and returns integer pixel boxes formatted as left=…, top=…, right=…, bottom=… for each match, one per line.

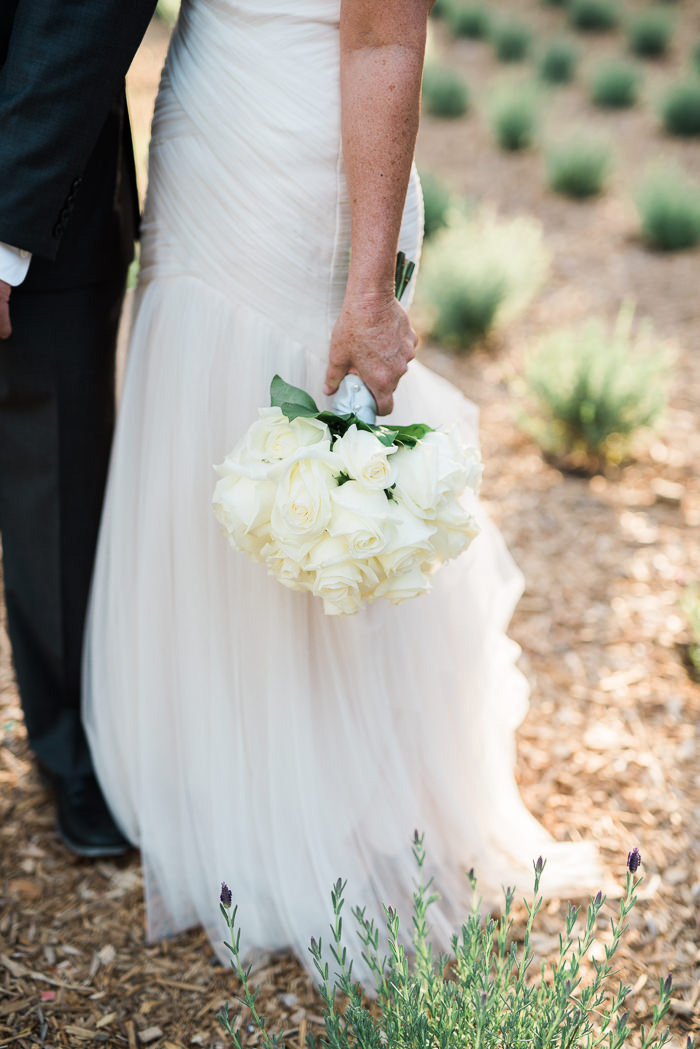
left=1, top=2, right=699, bottom=1046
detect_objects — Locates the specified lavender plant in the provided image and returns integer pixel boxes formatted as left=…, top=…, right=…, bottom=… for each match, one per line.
left=538, top=39, right=579, bottom=85
left=518, top=303, right=669, bottom=467
left=217, top=838, right=678, bottom=1049
left=489, top=84, right=540, bottom=151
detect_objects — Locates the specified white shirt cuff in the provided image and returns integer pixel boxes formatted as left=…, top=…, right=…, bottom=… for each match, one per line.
left=0, top=242, right=32, bottom=286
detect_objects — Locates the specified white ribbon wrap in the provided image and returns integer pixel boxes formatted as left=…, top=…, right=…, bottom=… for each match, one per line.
left=332, top=375, right=378, bottom=425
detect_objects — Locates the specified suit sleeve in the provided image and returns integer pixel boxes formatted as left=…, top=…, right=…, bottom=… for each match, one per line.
left=0, top=0, right=158, bottom=260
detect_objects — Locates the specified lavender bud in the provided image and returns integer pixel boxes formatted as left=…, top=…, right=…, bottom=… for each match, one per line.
left=220, top=882, right=232, bottom=908
left=594, top=890, right=603, bottom=906
left=535, top=856, right=545, bottom=874
left=686, top=1037, right=694, bottom=1049
left=310, top=937, right=318, bottom=952
left=413, top=829, right=420, bottom=844
left=627, top=848, right=641, bottom=874
left=663, top=973, right=673, bottom=996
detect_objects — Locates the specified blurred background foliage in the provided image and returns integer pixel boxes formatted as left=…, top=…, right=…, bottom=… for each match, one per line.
left=136, top=0, right=700, bottom=480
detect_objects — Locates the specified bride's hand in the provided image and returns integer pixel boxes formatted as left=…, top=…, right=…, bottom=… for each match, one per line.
left=324, top=294, right=418, bottom=416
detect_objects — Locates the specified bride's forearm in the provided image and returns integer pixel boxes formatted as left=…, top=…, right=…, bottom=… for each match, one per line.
left=325, top=1, right=430, bottom=413
left=340, top=0, right=431, bottom=306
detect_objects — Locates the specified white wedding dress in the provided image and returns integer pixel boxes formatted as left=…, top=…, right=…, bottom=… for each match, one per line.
left=83, top=0, right=599, bottom=974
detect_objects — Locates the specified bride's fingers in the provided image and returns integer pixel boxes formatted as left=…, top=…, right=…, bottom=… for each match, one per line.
left=323, top=353, right=350, bottom=396
left=373, top=389, right=394, bottom=417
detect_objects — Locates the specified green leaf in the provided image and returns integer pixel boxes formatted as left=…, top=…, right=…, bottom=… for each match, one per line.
left=278, top=402, right=319, bottom=422
left=317, top=410, right=354, bottom=429
left=270, top=375, right=319, bottom=415
left=372, top=427, right=400, bottom=447
left=393, top=422, right=434, bottom=441
left=390, top=422, right=435, bottom=447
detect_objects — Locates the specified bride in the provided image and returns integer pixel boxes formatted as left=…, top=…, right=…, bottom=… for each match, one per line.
left=83, top=0, right=599, bottom=970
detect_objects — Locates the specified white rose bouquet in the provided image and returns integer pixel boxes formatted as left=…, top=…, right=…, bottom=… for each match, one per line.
left=213, top=252, right=482, bottom=615
left=212, top=374, right=483, bottom=616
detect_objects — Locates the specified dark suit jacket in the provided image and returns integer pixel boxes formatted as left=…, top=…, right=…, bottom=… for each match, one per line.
left=0, top=0, right=158, bottom=291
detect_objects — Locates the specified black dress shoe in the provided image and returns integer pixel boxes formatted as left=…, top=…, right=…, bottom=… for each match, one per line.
left=53, top=772, right=132, bottom=858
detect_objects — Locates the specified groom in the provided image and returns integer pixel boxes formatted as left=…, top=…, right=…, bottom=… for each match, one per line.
left=0, top=0, right=157, bottom=855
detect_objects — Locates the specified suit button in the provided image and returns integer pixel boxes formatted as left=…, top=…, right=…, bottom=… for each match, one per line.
left=60, top=207, right=70, bottom=221
left=53, top=223, right=64, bottom=239
left=71, top=176, right=83, bottom=191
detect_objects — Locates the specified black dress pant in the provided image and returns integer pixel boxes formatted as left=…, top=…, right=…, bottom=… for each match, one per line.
left=0, top=279, right=124, bottom=778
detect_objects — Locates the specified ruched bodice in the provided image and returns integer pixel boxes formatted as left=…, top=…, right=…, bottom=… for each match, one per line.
left=84, top=0, right=599, bottom=980
left=140, top=0, right=421, bottom=351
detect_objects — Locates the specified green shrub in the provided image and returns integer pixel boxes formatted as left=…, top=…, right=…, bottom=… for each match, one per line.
left=541, top=0, right=567, bottom=6
left=218, top=841, right=674, bottom=1049
left=589, top=59, right=642, bottom=108
left=126, top=246, right=141, bottom=290
left=546, top=137, right=612, bottom=198
left=519, top=304, right=669, bottom=465
left=489, top=86, right=540, bottom=150
left=422, top=63, right=470, bottom=118
left=628, top=9, right=674, bottom=57
left=538, top=38, right=579, bottom=84
left=491, top=19, right=533, bottom=62
left=418, top=210, right=550, bottom=350
left=429, top=0, right=452, bottom=19
left=420, top=172, right=456, bottom=239
left=681, top=585, right=700, bottom=676
left=568, top=0, right=620, bottom=31
left=636, top=164, right=700, bottom=250
left=693, top=39, right=700, bottom=74
left=156, top=0, right=179, bottom=23
left=446, top=2, right=491, bottom=38
left=660, top=79, right=700, bottom=136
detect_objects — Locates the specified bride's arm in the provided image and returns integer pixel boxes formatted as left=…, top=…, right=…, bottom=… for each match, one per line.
left=323, top=0, right=433, bottom=416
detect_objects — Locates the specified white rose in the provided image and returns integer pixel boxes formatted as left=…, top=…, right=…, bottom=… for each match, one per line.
left=392, top=431, right=482, bottom=518
left=213, top=462, right=276, bottom=562
left=391, top=441, right=440, bottom=519
left=431, top=496, right=481, bottom=561
left=378, top=501, right=437, bottom=576
left=427, top=427, right=482, bottom=494
left=261, top=540, right=313, bottom=592
left=312, top=556, right=378, bottom=616
left=306, top=533, right=351, bottom=571
left=270, top=455, right=337, bottom=543
left=374, top=566, right=431, bottom=606
left=327, top=481, right=392, bottom=559
left=417, top=430, right=482, bottom=499
left=242, top=406, right=331, bottom=463
left=332, top=425, right=397, bottom=490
